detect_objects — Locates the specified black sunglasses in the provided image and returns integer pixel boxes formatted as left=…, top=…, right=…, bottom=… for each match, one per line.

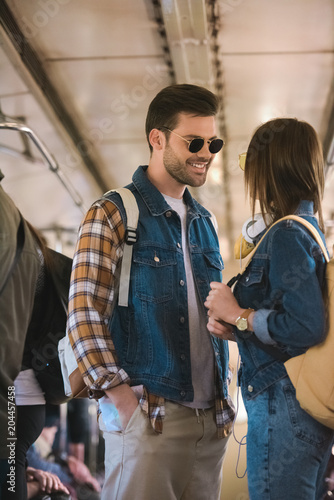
left=162, top=127, right=224, bottom=154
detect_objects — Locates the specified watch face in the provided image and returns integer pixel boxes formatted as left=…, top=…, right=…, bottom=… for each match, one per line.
left=236, top=317, right=248, bottom=331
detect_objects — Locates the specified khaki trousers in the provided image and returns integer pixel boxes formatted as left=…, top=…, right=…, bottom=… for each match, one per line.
left=100, top=400, right=230, bottom=500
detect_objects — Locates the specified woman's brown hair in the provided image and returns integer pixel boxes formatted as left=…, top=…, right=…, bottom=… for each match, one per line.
left=244, top=118, right=325, bottom=231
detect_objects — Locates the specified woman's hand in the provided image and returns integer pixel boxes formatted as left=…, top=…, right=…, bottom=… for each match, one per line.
left=205, top=282, right=244, bottom=326
left=207, top=316, right=236, bottom=341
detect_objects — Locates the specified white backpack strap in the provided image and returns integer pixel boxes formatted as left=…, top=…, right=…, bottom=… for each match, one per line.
left=104, top=187, right=139, bottom=306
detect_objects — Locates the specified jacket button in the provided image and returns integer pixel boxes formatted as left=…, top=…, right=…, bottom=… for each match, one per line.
left=245, top=277, right=250, bottom=282
left=177, top=242, right=181, bottom=248
left=180, top=391, right=186, bottom=397
left=166, top=211, right=172, bottom=217
left=180, top=354, right=186, bottom=360
left=180, top=317, right=185, bottom=324
left=248, top=385, right=254, bottom=393
left=179, top=280, right=185, bottom=286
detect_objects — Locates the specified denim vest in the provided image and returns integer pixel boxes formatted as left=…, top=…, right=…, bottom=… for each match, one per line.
left=105, top=165, right=230, bottom=402
left=234, top=201, right=327, bottom=401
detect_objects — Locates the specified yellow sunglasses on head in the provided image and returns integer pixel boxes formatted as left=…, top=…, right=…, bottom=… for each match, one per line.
left=238, top=152, right=247, bottom=171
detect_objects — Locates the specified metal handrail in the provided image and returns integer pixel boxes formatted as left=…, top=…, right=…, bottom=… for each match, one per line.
left=0, top=120, right=85, bottom=212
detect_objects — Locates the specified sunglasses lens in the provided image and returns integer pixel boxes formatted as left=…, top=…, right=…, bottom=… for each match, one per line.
left=188, top=138, right=204, bottom=153
left=209, top=139, right=224, bottom=154
left=188, top=138, right=224, bottom=154
left=238, top=153, right=247, bottom=170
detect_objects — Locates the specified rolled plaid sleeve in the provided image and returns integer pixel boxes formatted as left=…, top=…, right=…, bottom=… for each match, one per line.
left=66, top=199, right=130, bottom=395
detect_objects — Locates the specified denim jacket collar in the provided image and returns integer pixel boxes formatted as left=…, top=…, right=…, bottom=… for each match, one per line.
left=132, top=165, right=211, bottom=218
left=294, top=200, right=314, bottom=217
left=253, top=200, right=316, bottom=245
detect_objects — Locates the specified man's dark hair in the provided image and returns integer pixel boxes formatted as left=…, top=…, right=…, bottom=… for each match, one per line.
left=145, top=84, right=220, bottom=153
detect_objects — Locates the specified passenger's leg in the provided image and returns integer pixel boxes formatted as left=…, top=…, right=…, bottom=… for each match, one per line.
left=13, top=405, right=45, bottom=500
left=245, top=377, right=334, bottom=500
left=101, top=401, right=229, bottom=500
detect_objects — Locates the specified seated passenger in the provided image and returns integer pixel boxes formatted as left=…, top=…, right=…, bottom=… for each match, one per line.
left=26, top=466, right=70, bottom=499
left=27, top=415, right=101, bottom=500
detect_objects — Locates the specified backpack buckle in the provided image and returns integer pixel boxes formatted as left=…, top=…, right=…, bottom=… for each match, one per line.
left=125, top=228, right=137, bottom=245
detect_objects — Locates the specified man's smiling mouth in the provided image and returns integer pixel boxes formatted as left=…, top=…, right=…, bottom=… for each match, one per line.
left=188, top=161, right=209, bottom=169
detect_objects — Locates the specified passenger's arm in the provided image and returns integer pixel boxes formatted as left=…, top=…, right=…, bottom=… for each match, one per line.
left=254, top=226, right=326, bottom=349
left=205, top=225, right=325, bottom=351
left=66, top=199, right=131, bottom=396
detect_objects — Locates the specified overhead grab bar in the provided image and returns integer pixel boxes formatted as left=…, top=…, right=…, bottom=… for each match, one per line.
left=0, top=120, right=85, bottom=212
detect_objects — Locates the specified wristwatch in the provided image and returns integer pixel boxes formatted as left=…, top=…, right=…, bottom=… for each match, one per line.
left=235, top=308, right=255, bottom=331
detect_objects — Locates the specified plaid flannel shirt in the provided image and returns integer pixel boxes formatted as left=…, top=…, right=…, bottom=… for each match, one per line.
left=67, top=198, right=235, bottom=438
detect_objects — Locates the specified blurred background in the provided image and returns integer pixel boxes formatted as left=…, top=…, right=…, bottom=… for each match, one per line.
left=1, top=1, right=333, bottom=498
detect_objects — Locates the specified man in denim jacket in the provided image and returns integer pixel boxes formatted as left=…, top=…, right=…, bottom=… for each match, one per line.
left=67, top=84, right=235, bottom=500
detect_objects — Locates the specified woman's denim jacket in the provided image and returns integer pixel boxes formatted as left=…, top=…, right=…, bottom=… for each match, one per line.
left=234, top=201, right=327, bottom=401
left=105, top=165, right=230, bottom=403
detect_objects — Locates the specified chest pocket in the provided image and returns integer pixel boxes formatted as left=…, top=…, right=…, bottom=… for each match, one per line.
left=239, top=266, right=264, bottom=288
left=235, top=265, right=265, bottom=306
left=133, top=246, right=177, bottom=303
left=203, top=251, right=224, bottom=270
left=201, top=251, right=224, bottom=283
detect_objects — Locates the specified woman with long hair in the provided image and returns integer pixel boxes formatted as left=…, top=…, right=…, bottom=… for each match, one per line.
left=205, top=118, right=334, bottom=499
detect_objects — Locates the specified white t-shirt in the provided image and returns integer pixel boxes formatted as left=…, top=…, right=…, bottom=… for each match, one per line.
left=163, top=194, right=215, bottom=409
left=14, top=369, right=45, bottom=406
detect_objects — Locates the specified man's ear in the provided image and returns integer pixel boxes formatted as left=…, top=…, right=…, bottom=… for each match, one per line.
left=149, top=129, right=165, bottom=151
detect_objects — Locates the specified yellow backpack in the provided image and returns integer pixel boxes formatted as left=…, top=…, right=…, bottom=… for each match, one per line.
left=282, top=216, right=334, bottom=429
left=236, top=215, right=334, bottom=429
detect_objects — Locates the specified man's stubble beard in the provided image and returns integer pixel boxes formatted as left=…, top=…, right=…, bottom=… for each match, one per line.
left=163, top=145, right=210, bottom=188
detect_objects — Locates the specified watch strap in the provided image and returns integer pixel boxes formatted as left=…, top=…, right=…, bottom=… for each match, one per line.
left=238, top=308, right=254, bottom=321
